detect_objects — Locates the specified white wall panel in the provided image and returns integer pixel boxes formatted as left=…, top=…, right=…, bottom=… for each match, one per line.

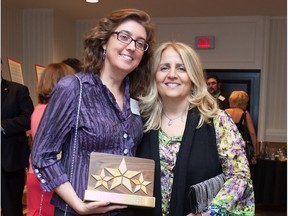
left=23, top=9, right=54, bottom=103
left=153, top=16, right=265, bottom=69
left=265, top=17, right=287, bottom=142
left=1, top=6, right=23, bottom=80
left=54, top=12, right=76, bottom=62
left=76, top=20, right=98, bottom=60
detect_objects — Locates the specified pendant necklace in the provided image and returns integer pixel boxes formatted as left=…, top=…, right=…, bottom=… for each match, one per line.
left=163, top=112, right=183, bottom=126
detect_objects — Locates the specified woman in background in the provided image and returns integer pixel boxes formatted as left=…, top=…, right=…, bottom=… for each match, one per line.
left=225, top=90, right=257, bottom=165
left=26, top=63, right=75, bottom=216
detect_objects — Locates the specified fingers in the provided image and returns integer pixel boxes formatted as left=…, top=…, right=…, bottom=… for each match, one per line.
left=84, top=201, right=127, bottom=214
left=103, top=204, right=128, bottom=212
left=90, top=201, right=111, bottom=207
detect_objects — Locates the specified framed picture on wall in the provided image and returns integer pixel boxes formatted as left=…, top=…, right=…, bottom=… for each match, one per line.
left=7, top=57, right=24, bottom=85
left=35, top=64, right=46, bottom=83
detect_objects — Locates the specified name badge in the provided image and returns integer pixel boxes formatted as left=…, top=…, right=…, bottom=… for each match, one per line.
left=218, top=95, right=225, bottom=101
left=130, top=98, right=140, bottom=115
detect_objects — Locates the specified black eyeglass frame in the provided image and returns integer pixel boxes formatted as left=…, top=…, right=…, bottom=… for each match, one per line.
left=112, top=31, right=149, bottom=52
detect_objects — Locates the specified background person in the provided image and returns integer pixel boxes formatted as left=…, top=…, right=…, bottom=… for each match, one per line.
left=136, top=42, right=254, bottom=216
left=31, top=8, right=155, bottom=215
left=206, top=74, right=229, bottom=109
left=26, top=63, right=76, bottom=216
left=225, top=90, right=257, bottom=166
left=62, top=58, right=82, bottom=72
left=1, top=61, right=34, bottom=216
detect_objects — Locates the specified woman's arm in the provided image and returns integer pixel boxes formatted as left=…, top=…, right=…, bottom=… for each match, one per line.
left=31, top=79, right=77, bottom=191
left=208, top=110, right=255, bottom=216
left=245, top=111, right=258, bottom=154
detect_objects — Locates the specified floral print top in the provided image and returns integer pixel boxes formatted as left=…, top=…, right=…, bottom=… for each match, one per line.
left=159, top=110, right=255, bottom=216
left=159, top=129, right=181, bottom=215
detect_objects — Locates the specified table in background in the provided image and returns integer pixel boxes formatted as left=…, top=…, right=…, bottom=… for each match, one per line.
left=251, top=158, right=287, bottom=205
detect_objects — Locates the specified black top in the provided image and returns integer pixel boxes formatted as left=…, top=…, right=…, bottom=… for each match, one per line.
left=134, top=108, right=222, bottom=216
left=235, top=112, right=246, bottom=140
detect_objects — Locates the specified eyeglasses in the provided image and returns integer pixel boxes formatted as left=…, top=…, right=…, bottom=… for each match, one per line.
left=113, top=31, right=149, bottom=51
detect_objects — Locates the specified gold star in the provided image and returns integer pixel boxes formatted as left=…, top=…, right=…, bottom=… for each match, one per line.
left=92, top=169, right=113, bottom=189
left=131, top=173, right=151, bottom=194
left=105, top=158, right=140, bottom=192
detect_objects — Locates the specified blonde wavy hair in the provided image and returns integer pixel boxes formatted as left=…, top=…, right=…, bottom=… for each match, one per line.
left=229, top=90, right=249, bottom=110
left=139, top=41, right=218, bottom=132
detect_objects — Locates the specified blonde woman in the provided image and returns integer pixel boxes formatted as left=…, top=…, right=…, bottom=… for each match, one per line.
left=136, top=42, right=254, bottom=216
left=225, top=90, right=257, bottom=165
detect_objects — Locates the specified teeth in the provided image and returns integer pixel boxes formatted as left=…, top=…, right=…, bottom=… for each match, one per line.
left=166, top=83, right=178, bottom=87
left=120, top=54, right=133, bottom=61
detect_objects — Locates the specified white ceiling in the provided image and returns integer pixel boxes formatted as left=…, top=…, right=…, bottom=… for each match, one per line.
left=2, top=0, right=287, bottom=20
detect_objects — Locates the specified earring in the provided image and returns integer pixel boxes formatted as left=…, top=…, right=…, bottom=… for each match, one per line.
left=102, top=49, right=106, bottom=60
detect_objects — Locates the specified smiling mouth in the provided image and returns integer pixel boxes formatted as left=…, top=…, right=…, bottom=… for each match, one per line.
left=166, top=83, right=179, bottom=87
left=119, top=54, right=134, bottom=61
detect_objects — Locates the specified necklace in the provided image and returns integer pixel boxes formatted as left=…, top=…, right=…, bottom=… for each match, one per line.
left=163, top=111, right=183, bottom=126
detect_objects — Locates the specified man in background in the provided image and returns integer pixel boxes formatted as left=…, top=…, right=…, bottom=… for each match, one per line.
left=1, top=60, right=34, bottom=216
left=207, top=74, right=229, bottom=109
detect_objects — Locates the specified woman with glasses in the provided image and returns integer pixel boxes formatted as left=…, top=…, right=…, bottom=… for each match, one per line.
left=31, top=8, right=155, bottom=216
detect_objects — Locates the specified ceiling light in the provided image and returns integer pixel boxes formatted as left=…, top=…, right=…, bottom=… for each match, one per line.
left=86, top=0, right=99, bottom=3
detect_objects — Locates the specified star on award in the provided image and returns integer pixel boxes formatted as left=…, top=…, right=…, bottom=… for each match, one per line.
left=92, top=169, right=113, bottom=189
left=131, top=173, right=151, bottom=194
left=105, top=158, right=140, bottom=192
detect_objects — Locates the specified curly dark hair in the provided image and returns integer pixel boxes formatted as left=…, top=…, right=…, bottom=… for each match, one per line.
left=82, top=8, right=155, bottom=98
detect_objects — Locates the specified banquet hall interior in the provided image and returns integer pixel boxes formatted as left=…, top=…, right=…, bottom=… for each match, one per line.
left=1, top=0, right=287, bottom=215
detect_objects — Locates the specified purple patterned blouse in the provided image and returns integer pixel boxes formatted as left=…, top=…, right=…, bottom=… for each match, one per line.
left=31, top=72, right=143, bottom=215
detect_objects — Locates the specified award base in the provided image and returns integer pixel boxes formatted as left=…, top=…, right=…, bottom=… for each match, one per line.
left=84, top=190, right=155, bottom=208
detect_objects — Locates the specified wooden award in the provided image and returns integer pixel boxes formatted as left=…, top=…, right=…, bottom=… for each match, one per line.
left=84, top=152, right=155, bottom=208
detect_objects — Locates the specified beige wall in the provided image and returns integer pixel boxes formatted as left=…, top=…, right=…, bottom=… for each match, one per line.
left=1, top=6, right=286, bottom=143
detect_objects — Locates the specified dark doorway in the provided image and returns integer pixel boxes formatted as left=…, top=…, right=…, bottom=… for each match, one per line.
left=206, top=69, right=260, bottom=131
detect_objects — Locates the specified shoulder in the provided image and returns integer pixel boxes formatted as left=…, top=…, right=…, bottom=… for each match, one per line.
left=5, top=80, right=29, bottom=91
left=54, top=73, right=91, bottom=91
left=31, top=104, right=47, bottom=119
left=48, top=75, right=80, bottom=102
left=33, top=103, right=47, bottom=112
left=244, top=110, right=252, bottom=119
left=224, top=108, right=232, bottom=114
left=213, top=109, right=234, bottom=128
left=216, top=109, right=229, bottom=118
left=50, top=73, right=98, bottom=104
left=59, top=72, right=97, bottom=88
left=3, top=81, right=32, bottom=102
